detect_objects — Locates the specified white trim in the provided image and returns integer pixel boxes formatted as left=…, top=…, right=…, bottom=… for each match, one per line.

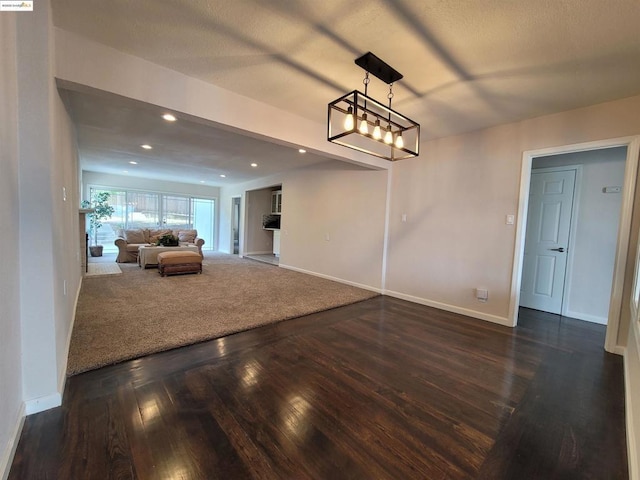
left=381, top=166, right=393, bottom=291
left=624, top=338, right=638, bottom=480
left=1, top=403, right=25, bottom=480
left=563, top=310, right=607, bottom=325
left=279, top=263, right=382, bottom=294
left=611, top=345, right=626, bottom=356
left=384, top=289, right=514, bottom=327
left=510, top=136, right=640, bottom=355
left=24, top=393, right=62, bottom=415
left=606, top=137, right=640, bottom=352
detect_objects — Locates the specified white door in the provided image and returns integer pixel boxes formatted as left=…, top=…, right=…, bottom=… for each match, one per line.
left=520, top=168, right=576, bottom=313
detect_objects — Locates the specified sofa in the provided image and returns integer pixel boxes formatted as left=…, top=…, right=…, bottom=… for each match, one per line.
left=114, top=228, right=205, bottom=263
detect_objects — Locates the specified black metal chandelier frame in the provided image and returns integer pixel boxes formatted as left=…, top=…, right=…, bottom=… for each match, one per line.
left=328, top=52, right=420, bottom=161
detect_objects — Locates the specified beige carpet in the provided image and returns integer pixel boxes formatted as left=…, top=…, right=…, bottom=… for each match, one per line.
left=68, top=253, right=379, bottom=375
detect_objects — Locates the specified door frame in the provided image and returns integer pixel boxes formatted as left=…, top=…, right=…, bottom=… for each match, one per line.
left=521, top=165, right=582, bottom=316
left=230, top=196, right=242, bottom=255
left=509, top=135, right=640, bottom=354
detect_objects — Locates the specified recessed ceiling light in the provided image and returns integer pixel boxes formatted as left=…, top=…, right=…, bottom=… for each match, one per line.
left=298, top=149, right=306, bottom=153
left=251, top=163, right=258, bottom=167
left=141, top=144, right=152, bottom=150
left=123, top=170, right=128, bottom=174
left=129, top=161, right=138, bottom=165
left=200, top=180, right=205, bottom=183
left=220, top=174, right=226, bottom=178
left=162, top=113, right=177, bottom=122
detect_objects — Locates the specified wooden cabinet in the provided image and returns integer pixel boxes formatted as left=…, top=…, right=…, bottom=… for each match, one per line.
left=271, top=190, right=282, bottom=214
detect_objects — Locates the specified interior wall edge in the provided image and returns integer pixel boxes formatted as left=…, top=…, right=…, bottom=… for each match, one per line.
left=624, top=319, right=640, bottom=480
left=0, top=403, right=25, bottom=480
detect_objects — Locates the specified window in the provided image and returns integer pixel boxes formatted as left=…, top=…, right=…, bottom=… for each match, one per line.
left=88, top=187, right=215, bottom=252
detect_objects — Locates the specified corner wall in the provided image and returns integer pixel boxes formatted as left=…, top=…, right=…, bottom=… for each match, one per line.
left=0, top=12, right=25, bottom=480
left=16, top=0, right=81, bottom=417
left=221, top=161, right=387, bottom=291
left=386, top=95, right=640, bottom=330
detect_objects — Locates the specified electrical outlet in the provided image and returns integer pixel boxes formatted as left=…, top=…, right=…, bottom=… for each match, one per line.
left=476, top=288, right=488, bottom=302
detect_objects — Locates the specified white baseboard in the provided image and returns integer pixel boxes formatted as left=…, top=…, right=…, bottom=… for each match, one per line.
left=245, top=250, right=273, bottom=256
left=1, top=402, right=25, bottom=480
left=278, top=264, right=382, bottom=294
left=624, top=347, right=638, bottom=480
left=25, top=393, right=62, bottom=415
left=564, top=309, right=608, bottom=325
left=383, top=289, right=515, bottom=327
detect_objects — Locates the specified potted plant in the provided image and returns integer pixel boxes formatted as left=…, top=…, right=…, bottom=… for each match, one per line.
left=156, top=233, right=179, bottom=246
left=81, top=192, right=115, bottom=257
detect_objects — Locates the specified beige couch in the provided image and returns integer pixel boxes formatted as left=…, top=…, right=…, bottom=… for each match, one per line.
left=114, top=228, right=205, bottom=263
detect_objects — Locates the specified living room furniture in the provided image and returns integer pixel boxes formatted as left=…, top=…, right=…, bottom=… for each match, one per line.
left=138, top=245, right=200, bottom=268
left=115, top=228, right=205, bottom=263
left=157, top=251, right=203, bottom=276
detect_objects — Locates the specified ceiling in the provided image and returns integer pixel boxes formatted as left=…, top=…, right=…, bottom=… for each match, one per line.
left=52, top=0, right=640, bottom=186
left=59, top=86, right=333, bottom=185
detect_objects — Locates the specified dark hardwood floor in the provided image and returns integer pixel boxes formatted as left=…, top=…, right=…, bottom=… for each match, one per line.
left=9, top=297, right=627, bottom=479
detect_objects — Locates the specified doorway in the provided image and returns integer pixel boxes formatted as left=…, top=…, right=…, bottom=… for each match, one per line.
left=510, top=136, right=640, bottom=353
left=232, top=197, right=241, bottom=255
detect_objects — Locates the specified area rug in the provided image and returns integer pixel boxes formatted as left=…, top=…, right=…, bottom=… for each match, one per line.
left=86, top=262, right=122, bottom=277
left=67, top=253, right=379, bottom=375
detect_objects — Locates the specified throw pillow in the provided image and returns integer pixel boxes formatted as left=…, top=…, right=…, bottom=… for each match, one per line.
left=177, top=230, right=197, bottom=243
left=148, top=229, right=172, bottom=244
left=123, top=229, right=146, bottom=244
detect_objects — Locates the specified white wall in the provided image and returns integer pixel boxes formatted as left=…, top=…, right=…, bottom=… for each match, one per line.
left=0, top=12, right=25, bottom=480
left=1, top=1, right=82, bottom=476
left=221, top=162, right=388, bottom=291
left=533, top=148, right=626, bottom=323
left=386, top=95, right=640, bottom=328
left=17, top=0, right=60, bottom=413
left=280, top=163, right=387, bottom=290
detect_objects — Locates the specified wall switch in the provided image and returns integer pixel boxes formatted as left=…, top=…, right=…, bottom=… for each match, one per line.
left=476, top=288, right=488, bottom=302
left=401, top=213, right=407, bottom=222
left=62, top=187, right=67, bottom=202
left=324, top=233, right=330, bottom=241
left=506, top=214, right=515, bottom=225
left=63, top=280, right=67, bottom=296
left=603, top=186, right=621, bottom=193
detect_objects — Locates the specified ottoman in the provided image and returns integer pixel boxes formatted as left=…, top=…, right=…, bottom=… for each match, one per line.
left=157, top=251, right=203, bottom=277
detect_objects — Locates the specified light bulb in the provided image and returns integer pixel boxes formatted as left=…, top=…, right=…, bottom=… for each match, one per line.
left=344, top=107, right=354, bottom=130
left=384, top=127, right=393, bottom=144
left=359, top=114, right=369, bottom=134
left=395, top=132, right=404, bottom=149
left=372, top=119, right=382, bottom=140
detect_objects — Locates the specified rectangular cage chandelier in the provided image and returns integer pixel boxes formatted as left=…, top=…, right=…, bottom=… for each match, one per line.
left=328, top=52, right=420, bottom=161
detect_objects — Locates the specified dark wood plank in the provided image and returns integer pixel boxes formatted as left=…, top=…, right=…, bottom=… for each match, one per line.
left=8, top=298, right=628, bottom=479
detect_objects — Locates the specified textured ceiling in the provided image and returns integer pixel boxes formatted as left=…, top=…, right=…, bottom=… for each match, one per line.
left=52, top=0, right=640, bottom=184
